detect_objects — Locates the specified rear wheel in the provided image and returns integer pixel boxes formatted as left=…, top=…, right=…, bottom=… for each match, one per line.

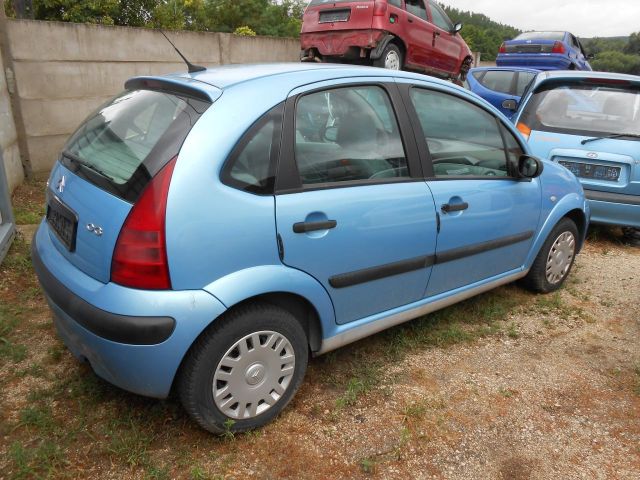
left=373, top=43, right=403, bottom=70
left=521, top=218, right=578, bottom=293
left=178, top=302, right=308, bottom=434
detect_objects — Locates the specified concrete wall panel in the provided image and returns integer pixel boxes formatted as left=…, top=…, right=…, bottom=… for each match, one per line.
left=4, top=19, right=300, bottom=175
left=0, top=40, right=24, bottom=191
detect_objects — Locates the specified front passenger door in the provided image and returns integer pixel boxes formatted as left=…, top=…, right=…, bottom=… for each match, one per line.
left=403, top=86, right=542, bottom=297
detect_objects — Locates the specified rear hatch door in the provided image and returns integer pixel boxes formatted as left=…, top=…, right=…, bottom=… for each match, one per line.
left=44, top=88, right=211, bottom=283
left=302, top=0, right=374, bottom=33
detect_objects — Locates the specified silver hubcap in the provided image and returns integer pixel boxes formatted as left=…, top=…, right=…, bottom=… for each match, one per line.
left=546, top=231, right=575, bottom=284
left=384, top=50, right=400, bottom=70
left=213, top=331, right=295, bottom=420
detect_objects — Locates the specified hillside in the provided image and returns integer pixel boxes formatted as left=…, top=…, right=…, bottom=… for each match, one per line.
left=440, top=5, right=520, bottom=61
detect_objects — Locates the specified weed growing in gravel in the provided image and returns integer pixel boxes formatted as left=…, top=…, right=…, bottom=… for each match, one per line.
left=634, top=364, right=640, bottom=396
left=507, top=322, right=520, bottom=339
left=360, top=457, right=376, bottom=474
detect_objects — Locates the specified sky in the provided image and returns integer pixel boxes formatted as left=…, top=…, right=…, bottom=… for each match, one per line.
left=439, top=0, right=640, bottom=38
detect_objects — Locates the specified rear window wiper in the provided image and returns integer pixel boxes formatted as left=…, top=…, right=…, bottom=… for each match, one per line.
left=581, top=133, right=640, bottom=145
left=62, top=151, right=117, bottom=183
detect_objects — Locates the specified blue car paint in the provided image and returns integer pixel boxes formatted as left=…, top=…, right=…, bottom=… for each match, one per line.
left=497, top=32, right=592, bottom=71
left=465, top=67, right=539, bottom=117
left=513, top=70, right=640, bottom=228
left=33, top=63, right=589, bottom=399
left=33, top=224, right=227, bottom=398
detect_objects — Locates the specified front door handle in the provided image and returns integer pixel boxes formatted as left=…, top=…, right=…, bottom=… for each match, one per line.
left=407, top=17, right=413, bottom=23
left=293, top=220, right=337, bottom=233
left=441, top=202, right=468, bottom=214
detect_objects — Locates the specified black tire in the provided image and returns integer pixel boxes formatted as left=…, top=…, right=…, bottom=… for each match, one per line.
left=373, top=43, right=403, bottom=70
left=177, top=302, right=308, bottom=434
left=521, top=218, right=578, bottom=293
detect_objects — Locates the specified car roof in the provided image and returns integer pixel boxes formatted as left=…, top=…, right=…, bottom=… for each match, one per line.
left=469, top=66, right=541, bottom=73
left=129, top=62, right=460, bottom=100
left=529, top=70, right=640, bottom=90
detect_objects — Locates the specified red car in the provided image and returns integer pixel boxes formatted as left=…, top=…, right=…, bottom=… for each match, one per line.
left=300, top=0, right=473, bottom=81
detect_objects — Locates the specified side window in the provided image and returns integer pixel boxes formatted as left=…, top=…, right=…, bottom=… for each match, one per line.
left=570, top=34, right=580, bottom=49
left=405, top=0, right=428, bottom=21
left=428, top=1, right=453, bottom=31
left=294, top=86, right=408, bottom=185
left=222, top=105, right=282, bottom=194
left=515, top=72, right=536, bottom=97
left=409, top=88, right=509, bottom=177
left=388, top=0, right=402, bottom=7
left=480, top=71, right=515, bottom=94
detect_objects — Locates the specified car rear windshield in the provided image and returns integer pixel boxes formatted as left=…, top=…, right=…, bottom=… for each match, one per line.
left=514, top=32, right=565, bottom=41
left=62, top=89, right=210, bottom=202
left=519, top=82, right=640, bottom=138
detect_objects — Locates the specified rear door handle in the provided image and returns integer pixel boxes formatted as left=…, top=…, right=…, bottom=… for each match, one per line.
left=293, top=220, right=337, bottom=233
left=441, top=202, right=468, bottom=213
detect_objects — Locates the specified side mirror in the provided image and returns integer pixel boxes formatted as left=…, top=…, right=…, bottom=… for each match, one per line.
left=502, top=99, right=518, bottom=111
left=587, top=53, right=595, bottom=60
left=324, top=125, right=338, bottom=142
left=516, top=154, right=544, bottom=179
left=453, top=23, right=463, bottom=34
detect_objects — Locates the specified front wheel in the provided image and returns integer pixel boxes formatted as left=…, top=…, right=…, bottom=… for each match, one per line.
left=373, top=43, right=403, bottom=70
left=521, top=218, right=578, bottom=293
left=178, top=302, right=308, bottom=434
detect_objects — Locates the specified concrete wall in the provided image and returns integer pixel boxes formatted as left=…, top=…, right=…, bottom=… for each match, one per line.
left=0, top=45, right=23, bottom=192
left=5, top=19, right=300, bottom=176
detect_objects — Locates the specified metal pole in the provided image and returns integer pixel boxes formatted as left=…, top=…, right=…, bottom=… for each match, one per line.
left=0, top=147, right=16, bottom=264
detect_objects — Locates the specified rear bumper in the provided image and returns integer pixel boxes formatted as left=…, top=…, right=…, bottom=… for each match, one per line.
left=32, top=222, right=227, bottom=398
left=301, top=29, right=386, bottom=57
left=584, top=189, right=640, bottom=228
left=496, top=53, right=572, bottom=70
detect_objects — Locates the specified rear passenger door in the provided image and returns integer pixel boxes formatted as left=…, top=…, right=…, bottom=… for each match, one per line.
left=275, top=80, right=438, bottom=324
left=403, top=0, right=438, bottom=70
left=426, top=0, right=462, bottom=72
left=399, top=83, right=542, bottom=297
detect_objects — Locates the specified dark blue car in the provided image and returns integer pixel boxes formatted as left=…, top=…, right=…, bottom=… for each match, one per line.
left=464, top=66, right=539, bottom=117
left=497, top=31, right=592, bottom=71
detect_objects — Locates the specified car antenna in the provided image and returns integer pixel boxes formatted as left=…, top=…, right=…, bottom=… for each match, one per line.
left=158, top=29, right=206, bottom=74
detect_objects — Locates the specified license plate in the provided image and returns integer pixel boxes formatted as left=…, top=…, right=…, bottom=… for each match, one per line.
left=319, top=9, right=350, bottom=23
left=47, top=195, right=78, bottom=251
left=558, top=161, right=621, bottom=181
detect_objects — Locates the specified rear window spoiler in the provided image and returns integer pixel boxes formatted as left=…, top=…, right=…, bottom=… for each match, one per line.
left=125, top=76, right=222, bottom=103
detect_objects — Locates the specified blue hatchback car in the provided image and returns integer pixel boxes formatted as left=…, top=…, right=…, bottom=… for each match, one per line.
left=464, top=66, right=539, bottom=117
left=497, top=31, right=592, bottom=71
left=514, top=70, right=640, bottom=228
left=32, top=63, right=589, bottom=434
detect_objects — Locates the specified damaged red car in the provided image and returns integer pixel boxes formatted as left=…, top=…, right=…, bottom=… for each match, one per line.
left=300, top=0, right=473, bottom=81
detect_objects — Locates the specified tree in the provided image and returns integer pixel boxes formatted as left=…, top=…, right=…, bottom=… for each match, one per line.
left=624, top=32, right=640, bottom=55
left=591, top=50, right=640, bottom=75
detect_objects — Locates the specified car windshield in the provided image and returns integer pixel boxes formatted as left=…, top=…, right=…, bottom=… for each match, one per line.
left=515, top=32, right=565, bottom=41
left=519, top=82, right=640, bottom=138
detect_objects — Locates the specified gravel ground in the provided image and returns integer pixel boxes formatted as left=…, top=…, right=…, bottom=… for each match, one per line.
left=1, top=229, right=639, bottom=479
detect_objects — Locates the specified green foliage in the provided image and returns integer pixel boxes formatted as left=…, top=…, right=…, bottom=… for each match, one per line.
left=591, top=50, right=640, bottom=75
left=440, top=4, right=520, bottom=61
left=233, top=25, right=256, bottom=36
left=5, top=0, right=305, bottom=37
left=625, top=32, right=640, bottom=55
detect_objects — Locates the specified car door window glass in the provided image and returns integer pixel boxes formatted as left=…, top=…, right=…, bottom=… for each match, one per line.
left=480, top=71, right=514, bottom=94
left=405, top=0, right=428, bottom=21
left=222, top=106, right=282, bottom=194
left=409, top=88, right=509, bottom=177
left=500, top=123, right=525, bottom=164
left=388, top=0, right=402, bottom=7
left=515, top=72, right=536, bottom=96
left=295, top=86, right=408, bottom=185
left=428, top=1, right=453, bottom=31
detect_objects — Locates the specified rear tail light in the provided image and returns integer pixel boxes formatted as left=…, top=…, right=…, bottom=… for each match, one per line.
left=516, top=122, right=532, bottom=140
left=552, top=41, right=565, bottom=54
left=111, top=157, right=177, bottom=290
left=499, top=43, right=506, bottom=54
left=373, top=0, right=388, bottom=16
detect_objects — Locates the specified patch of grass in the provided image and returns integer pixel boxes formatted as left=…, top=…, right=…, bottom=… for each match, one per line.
left=507, top=322, right=520, bottom=339
left=222, top=418, right=236, bottom=441
left=11, top=178, right=47, bottom=226
left=360, top=457, right=376, bottom=475
left=634, top=364, right=640, bottom=396
left=9, top=440, right=68, bottom=479
left=535, top=292, right=563, bottom=312
left=403, top=401, right=428, bottom=420
left=107, top=418, right=154, bottom=468
left=19, top=405, right=58, bottom=434
left=498, top=388, right=515, bottom=398
left=190, top=466, right=209, bottom=480
left=13, top=205, right=44, bottom=225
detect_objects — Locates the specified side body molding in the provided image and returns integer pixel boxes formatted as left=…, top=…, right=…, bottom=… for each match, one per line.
left=203, top=265, right=336, bottom=340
